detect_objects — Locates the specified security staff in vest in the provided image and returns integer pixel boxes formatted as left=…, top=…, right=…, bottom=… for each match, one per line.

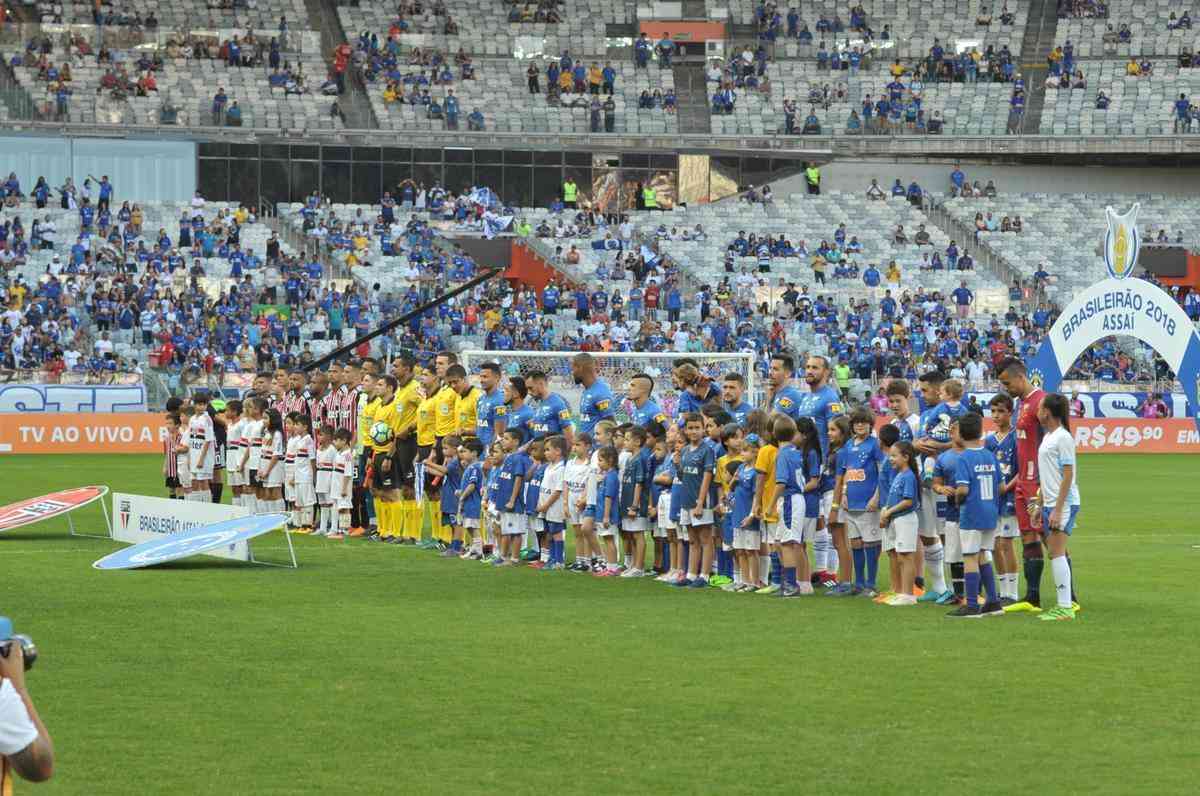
left=805, top=161, right=821, bottom=195
left=643, top=183, right=659, bottom=210
left=562, top=178, right=578, bottom=209
left=0, top=618, right=54, bottom=787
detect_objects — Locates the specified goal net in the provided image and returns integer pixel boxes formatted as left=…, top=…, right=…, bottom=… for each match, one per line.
left=459, top=351, right=760, bottom=422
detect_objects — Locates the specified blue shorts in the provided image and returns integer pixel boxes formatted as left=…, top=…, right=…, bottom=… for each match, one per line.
left=1041, top=505, right=1080, bottom=536
left=544, top=520, right=565, bottom=534
left=583, top=504, right=596, bottom=519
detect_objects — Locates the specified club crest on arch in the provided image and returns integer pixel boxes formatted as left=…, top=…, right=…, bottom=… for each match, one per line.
left=1104, top=203, right=1140, bottom=280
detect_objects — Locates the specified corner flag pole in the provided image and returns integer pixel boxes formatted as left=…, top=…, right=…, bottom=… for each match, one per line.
left=303, top=267, right=504, bottom=372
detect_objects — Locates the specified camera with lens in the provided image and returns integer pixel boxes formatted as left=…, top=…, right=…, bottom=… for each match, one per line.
left=0, top=616, right=37, bottom=672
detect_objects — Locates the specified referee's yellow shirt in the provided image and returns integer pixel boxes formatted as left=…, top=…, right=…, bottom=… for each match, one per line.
left=394, top=378, right=422, bottom=437
left=434, top=384, right=458, bottom=437
left=372, top=399, right=401, bottom=454
left=456, top=386, right=481, bottom=438
left=417, top=394, right=438, bottom=447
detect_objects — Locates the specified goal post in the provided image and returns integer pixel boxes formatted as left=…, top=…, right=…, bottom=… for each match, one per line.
left=458, top=350, right=759, bottom=422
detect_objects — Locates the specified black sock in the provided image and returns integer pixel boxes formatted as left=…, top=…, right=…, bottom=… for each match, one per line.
left=950, top=562, right=965, bottom=598
left=1024, top=556, right=1044, bottom=605
left=915, top=575, right=925, bottom=589
left=1067, top=555, right=1077, bottom=602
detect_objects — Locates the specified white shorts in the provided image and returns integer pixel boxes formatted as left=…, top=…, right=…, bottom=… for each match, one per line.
left=653, top=516, right=671, bottom=539
left=918, top=488, right=941, bottom=538
left=336, top=496, right=353, bottom=510
left=959, top=527, right=996, bottom=556
left=266, top=466, right=284, bottom=488
left=293, top=481, right=316, bottom=508
left=337, top=511, right=351, bottom=530
left=596, top=522, right=619, bottom=538
left=890, top=512, right=919, bottom=553
left=501, top=512, right=527, bottom=536
left=462, top=517, right=481, bottom=529
left=190, top=464, right=213, bottom=482
left=284, top=481, right=295, bottom=502
left=943, top=521, right=963, bottom=563
left=781, top=514, right=816, bottom=545
left=228, top=468, right=243, bottom=488
left=762, top=520, right=780, bottom=543
left=733, top=528, right=762, bottom=550
left=997, top=515, right=1019, bottom=539
left=820, top=491, right=835, bottom=521
left=845, top=509, right=882, bottom=544
left=527, top=516, right=544, bottom=534
left=677, top=507, right=713, bottom=528
left=622, top=516, right=648, bottom=532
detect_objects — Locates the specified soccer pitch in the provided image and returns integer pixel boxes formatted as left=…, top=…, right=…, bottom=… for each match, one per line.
left=3, top=453, right=1198, bottom=794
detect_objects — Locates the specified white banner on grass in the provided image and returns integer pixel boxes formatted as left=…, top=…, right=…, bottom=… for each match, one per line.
left=111, top=493, right=252, bottom=562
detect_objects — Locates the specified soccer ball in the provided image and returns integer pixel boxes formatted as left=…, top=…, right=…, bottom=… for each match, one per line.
left=369, top=421, right=394, bottom=446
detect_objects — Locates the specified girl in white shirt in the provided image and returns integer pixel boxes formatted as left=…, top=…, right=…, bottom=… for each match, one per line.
left=291, top=414, right=317, bottom=532
left=1035, top=393, right=1081, bottom=621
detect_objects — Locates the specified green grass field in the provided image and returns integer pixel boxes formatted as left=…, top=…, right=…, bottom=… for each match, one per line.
left=2, top=453, right=1198, bottom=794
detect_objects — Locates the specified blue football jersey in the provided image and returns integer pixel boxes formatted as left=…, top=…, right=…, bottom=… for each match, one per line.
left=954, top=447, right=1002, bottom=531
left=985, top=430, right=1017, bottom=516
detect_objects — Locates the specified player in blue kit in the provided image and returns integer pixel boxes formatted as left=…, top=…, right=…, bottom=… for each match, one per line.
left=931, top=420, right=966, bottom=604
left=527, top=370, right=574, bottom=447
left=675, top=412, right=716, bottom=588
left=947, top=412, right=1004, bottom=618
left=879, top=440, right=921, bottom=606
left=721, top=373, right=755, bottom=425
left=571, top=353, right=615, bottom=436
left=913, top=370, right=951, bottom=600
left=832, top=407, right=885, bottom=596
left=627, top=374, right=668, bottom=429
left=797, top=355, right=844, bottom=457
left=503, top=377, right=535, bottom=444
left=767, top=353, right=806, bottom=422
left=475, top=362, right=507, bottom=447
left=494, top=429, right=530, bottom=566
left=985, top=393, right=1020, bottom=604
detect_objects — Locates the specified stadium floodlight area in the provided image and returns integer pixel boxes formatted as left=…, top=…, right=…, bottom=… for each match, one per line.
left=458, top=350, right=759, bottom=420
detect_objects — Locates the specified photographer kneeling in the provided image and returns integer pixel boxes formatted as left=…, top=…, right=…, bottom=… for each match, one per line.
left=0, top=618, right=53, bottom=785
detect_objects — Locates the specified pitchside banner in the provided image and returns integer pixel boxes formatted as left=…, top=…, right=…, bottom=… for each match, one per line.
left=0, top=413, right=167, bottom=454
left=0, top=384, right=147, bottom=413
left=966, top=391, right=1191, bottom=419
left=1025, top=203, right=1200, bottom=435
left=111, top=493, right=252, bottom=562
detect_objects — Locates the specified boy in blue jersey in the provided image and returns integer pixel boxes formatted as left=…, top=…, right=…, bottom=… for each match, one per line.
left=947, top=412, right=1003, bottom=618
left=931, top=419, right=966, bottom=604
left=494, top=429, right=530, bottom=566
left=619, top=426, right=650, bottom=577
left=730, top=434, right=762, bottom=591
left=880, top=439, right=922, bottom=605
left=482, top=444, right=504, bottom=561
left=523, top=440, right=547, bottom=567
left=873, top=424, right=902, bottom=602
left=675, top=412, right=716, bottom=588
left=422, top=435, right=463, bottom=557
left=913, top=370, right=950, bottom=599
left=833, top=408, right=885, bottom=596
left=455, top=439, right=484, bottom=559
left=772, top=417, right=811, bottom=597
left=655, top=428, right=686, bottom=582
left=649, top=434, right=674, bottom=577
left=593, top=445, right=622, bottom=576
left=985, top=393, right=1020, bottom=604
